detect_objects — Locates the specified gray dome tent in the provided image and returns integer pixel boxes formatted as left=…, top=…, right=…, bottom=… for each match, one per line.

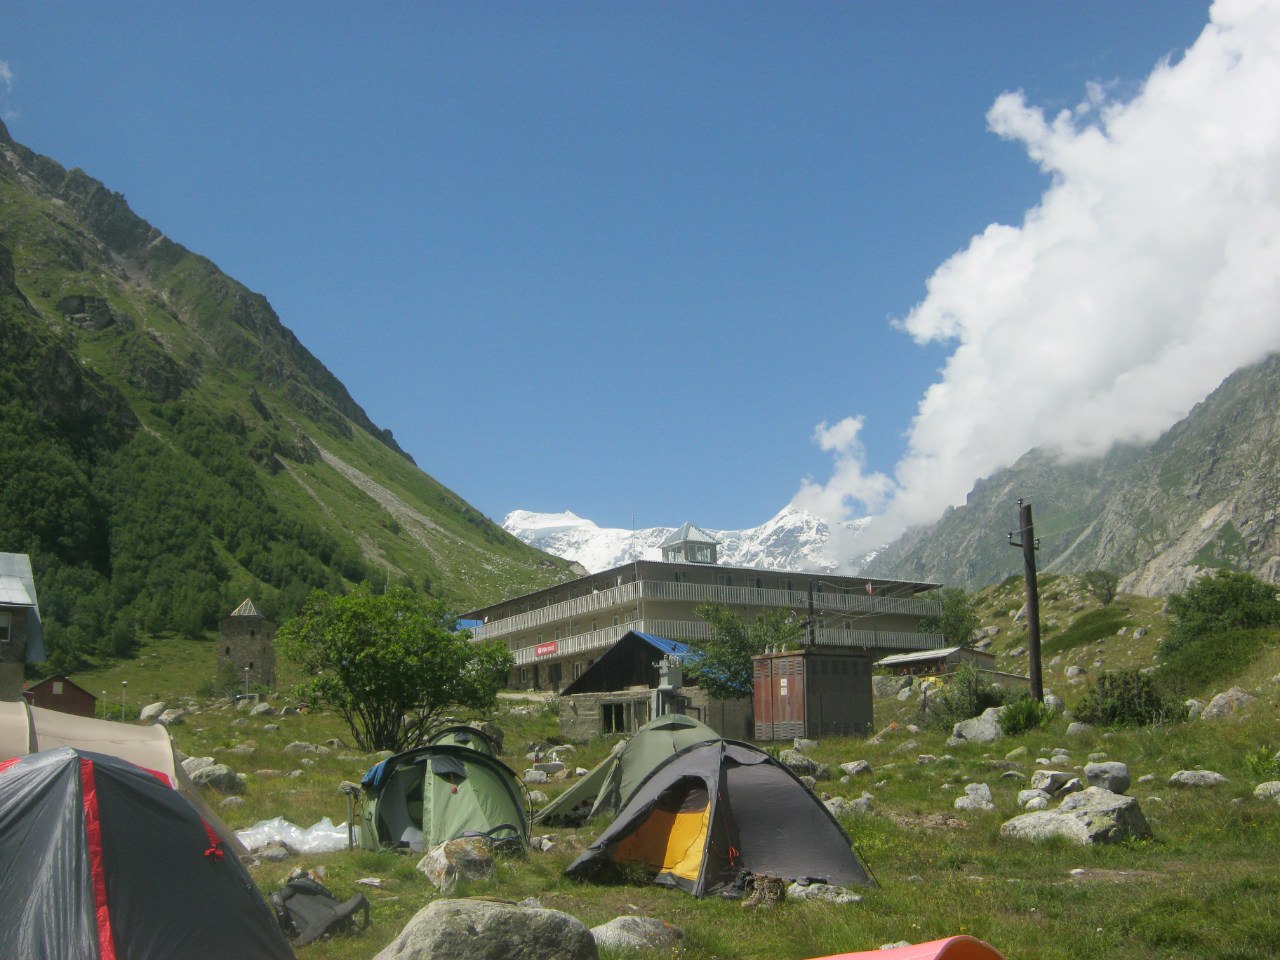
left=534, top=713, right=718, bottom=825
left=0, top=747, right=293, bottom=960
left=566, top=739, right=873, bottom=897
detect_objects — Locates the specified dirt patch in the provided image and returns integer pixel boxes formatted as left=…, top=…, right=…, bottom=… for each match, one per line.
left=882, top=812, right=970, bottom=831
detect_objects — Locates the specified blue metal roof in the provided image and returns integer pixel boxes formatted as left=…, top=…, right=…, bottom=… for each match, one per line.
left=629, top=632, right=700, bottom=663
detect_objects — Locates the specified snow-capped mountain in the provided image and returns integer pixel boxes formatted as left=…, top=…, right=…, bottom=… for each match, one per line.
left=502, top=506, right=872, bottom=575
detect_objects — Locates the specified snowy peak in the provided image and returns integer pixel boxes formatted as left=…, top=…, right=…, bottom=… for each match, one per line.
left=502, top=506, right=871, bottom=574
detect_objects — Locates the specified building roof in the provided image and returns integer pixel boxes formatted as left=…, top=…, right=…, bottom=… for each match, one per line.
left=229, top=598, right=261, bottom=618
left=26, top=675, right=97, bottom=699
left=658, top=522, right=720, bottom=548
left=0, top=553, right=43, bottom=662
left=875, top=647, right=993, bottom=667
left=558, top=631, right=699, bottom=696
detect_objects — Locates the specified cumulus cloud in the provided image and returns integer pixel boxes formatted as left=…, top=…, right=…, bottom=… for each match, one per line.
left=806, top=0, right=1280, bottom=563
left=0, top=61, right=12, bottom=91
left=793, top=417, right=894, bottom=521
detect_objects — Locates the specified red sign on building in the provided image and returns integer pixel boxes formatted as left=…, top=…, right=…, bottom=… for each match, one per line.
left=535, top=641, right=559, bottom=657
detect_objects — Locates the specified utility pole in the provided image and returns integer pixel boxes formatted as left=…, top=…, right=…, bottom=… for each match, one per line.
left=1008, top=499, right=1044, bottom=702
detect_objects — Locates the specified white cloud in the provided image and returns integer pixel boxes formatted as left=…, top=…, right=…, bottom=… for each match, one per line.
left=0, top=61, right=12, bottom=91
left=805, top=0, right=1280, bottom=562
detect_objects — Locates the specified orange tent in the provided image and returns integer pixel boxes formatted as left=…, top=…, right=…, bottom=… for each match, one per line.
left=807, top=936, right=1006, bottom=960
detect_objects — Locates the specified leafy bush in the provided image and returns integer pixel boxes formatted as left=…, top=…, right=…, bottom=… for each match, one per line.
left=1073, top=669, right=1185, bottom=727
left=1162, top=569, right=1280, bottom=655
left=1158, top=627, right=1273, bottom=697
left=998, top=695, right=1053, bottom=736
left=916, top=587, right=981, bottom=647
left=1081, top=570, right=1120, bottom=606
left=923, top=663, right=1008, bottom=731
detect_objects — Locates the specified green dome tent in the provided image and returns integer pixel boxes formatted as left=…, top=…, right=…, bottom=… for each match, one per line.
left=425, top=725, right=500, bottom=758
left=566, top=739, right=874, bottom=898
left=357, top=744, right=528, bottom=852
left=534, top=713, right=718, bottom=825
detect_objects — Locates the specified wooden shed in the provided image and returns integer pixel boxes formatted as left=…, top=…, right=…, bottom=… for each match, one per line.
left=23, top=675, right=98, bottom=718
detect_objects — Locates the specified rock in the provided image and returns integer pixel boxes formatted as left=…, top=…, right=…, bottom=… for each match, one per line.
left=896, top=685, right=916, bottom=701
left=263, top=723, right=280, bottom=733
left=189, top=763, right=245, bottom=794
left=1044, top=693, right=1064, bottom=713
left=1169, top=770, right=1229, bottom=787
left=139, top=701, right=167, bottom=722
left=1030, top=770, right=1075, bottom=795
left=527, top=790, right=549, bottom=805
left=480, top=722, right=505, bottom=751
left=1200, top=687, right=1256, bottom=720
left=840, top=760, right=873, bottom=777
left=1000, top=787, right=1152, bottom=845
left=283, top=741, right=330, bottom=756
left=416, top=837, right=496, bottom=893
left=1000, top=770, right=1026, bottom=781
left=826, top=793, right=875, bottom=818
left=1084, top=761, right=1131, bottom=794
left=948, top=707, right=1004, bottom=746
left=157, top=708, right=188, bottom=726
left=779, top=750, right=829, bottom=779
left=1019, top=789, right=1052, bottom=807
left=1185, top=699, right=1205, bottom=719
left=226, top=744, right=256, bottom=758
left=1059, top=778, right=1085, bottom=796
left=249, top=703, right=275, bottom=716
left=1004, top=746, right=1028, bottom=760
left=279, top=706, right=299, bottom=717
left=1024, top=796, right=1050, bottom=811
left=373, top=898, right=597, bottom=960
left=181, top=756, right=216, bottom=777
left=522, top=769, right=549, bottom=784
left=873, top=675, right=912, bottom=698
left=1065, top=666, right=1086, bottom=678
left=916, top=755, right=937, bottom=765
left=220, top=796, right=245, bottom=808
left=591, top=916, right=684, bottom=951
left=793, top=738, right=819, bottom=753
left=533, top=761, right=565, bottom=776
left=1253, top=782, right=1280, bottom=802
left=787, top=880, right=863, bottom=904
left=954, top=783, right=994, bottom=812
left=1066, top=722, right=1093, bottom=737
left=891, top=739, right=920, bottom=755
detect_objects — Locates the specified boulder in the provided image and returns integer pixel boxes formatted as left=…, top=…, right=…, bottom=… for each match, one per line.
left=1084, top=761, right=1130, bottom=794
left=840, top=760, right=872, bottom=777
left=1043, top=693, right=1065, bottom=713
left=1185, top=699, right=1205, bottom=719
left=373, top=898, right=597, bottom=960
left=139, top=701, right=167, bottom=722
left=1169, top=770, right=1229, bottom=787
left=157, top=708, right=188, bottom=726
left=954, top=783, right=994, bottom=812
left=1253, top=782, right=1280, bottom=802
left=793, top=738, right=819, bottom=753
left=181, top=756, right=216, bottom=777
left=590, top=917, right=684, bottom=951
left=416, top=837, right=496, bottom=893
left=522, top=769, right=549, bottom=784
left=283, top=741, right=330, bottom=756
left=479, top=722, right=505, bottom=751
left=1200, top=687, right=1256, bottom=720
left=189, top=763, right=245, bottom=794
left=1024, top=796, right=1050, bottom=811
left=1018, top=789, right=1052, bottom=808
left=532, top=761, right=565, bottom=776
left=249, top=702, right=275, bottom=716
left=1000, top=787, right=1152, bottom=845
left=873, top=674, right=911, bottom=698
left=1030, top=770, right=1075, bottom=795
left=779, top=750, right=829, bottom=780
left=1066, top=722, right=1093, bottom=737
left=947, top=707, right=1004, bottom=746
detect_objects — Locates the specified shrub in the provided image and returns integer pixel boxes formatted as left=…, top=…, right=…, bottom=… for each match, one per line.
left=1162, top=569, right=1280, bottom=655
left=998, top=695, right=1053, bottom=736
left=923, top=663, right=1008, bottom=731
left=1158, top=627, right=1273, bottom=697
left=916, top=587, right=981, bottom=647
left=1073, top=669, right=1185, bottom=727
left=1243, top=746, right=1280, bottom=781
left=1081, top=570, right=1120, bottom=606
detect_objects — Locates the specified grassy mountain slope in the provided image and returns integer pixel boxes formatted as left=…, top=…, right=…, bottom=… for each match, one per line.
left=0, top=120, right=573, bottom=670
left=866, top=354, right=1280, bottom=594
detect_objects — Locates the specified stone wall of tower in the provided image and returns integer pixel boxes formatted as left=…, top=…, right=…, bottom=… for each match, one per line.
left=216, top=611, right=277, bottom=690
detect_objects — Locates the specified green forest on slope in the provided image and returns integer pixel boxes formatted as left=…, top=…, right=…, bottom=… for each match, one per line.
left=0, top=121, right=572, bottom=674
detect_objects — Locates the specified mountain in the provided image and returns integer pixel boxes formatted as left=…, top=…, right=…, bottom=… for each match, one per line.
left=502, top=506, right=872, bottom=574
left=865, top=353, right=1280, bottom=596
left=0, top=120, right=574, bottom=670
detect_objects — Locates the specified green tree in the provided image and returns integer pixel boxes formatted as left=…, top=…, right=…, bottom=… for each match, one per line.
left=276, top=586, right=513, bottom=752
left=1081, top=570, right=1120, bottom=606
left=1163, top=569, right=1280, bottom=654
left=917, top=587, right=981, bottom=648
left=684, top=604, right=802, bottom=700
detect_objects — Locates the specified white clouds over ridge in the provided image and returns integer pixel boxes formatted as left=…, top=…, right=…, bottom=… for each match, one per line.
left=806, top=0, right=1280, bottom=562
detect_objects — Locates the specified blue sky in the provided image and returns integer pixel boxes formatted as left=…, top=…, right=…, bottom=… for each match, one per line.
left=7, top=2, right=1273, bottom=545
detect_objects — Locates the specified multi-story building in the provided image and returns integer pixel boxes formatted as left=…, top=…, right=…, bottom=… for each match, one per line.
left=462, top=526, right=946, bottom=693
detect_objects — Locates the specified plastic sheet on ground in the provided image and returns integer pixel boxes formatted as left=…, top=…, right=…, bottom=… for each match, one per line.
left=237, top=816, right=350, bottom=853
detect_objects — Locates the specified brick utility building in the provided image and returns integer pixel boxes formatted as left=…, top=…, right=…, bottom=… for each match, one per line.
left=0, top=553, right=45, bottom=702
left=216, top=599, right=277, bottom=691
left=461, top=524, right=945, bottom=735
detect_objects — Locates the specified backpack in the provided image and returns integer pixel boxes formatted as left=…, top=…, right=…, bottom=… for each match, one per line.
left=271, top=876, right=371, bottom=946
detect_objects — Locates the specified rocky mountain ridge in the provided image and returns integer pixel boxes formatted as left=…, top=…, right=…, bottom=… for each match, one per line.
left=866, top=353, right=1280, bottom=596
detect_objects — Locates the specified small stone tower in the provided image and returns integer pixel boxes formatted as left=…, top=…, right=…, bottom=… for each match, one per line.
left=217, top=599, right=276, bottom=691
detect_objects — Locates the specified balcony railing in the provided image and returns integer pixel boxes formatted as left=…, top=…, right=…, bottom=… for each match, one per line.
left=474, top=578, right=941, bottom=642
left=508, top=619, right=946, bottom=667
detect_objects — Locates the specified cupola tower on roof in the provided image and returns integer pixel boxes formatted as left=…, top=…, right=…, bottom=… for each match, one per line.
left=659, top=523, right=719, bottom=565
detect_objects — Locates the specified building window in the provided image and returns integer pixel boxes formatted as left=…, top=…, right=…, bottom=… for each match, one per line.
left=602, top=703, right=626, bottom=734
left=673, top=570, right=687, bottom=584
left=548, top=663, right=562, bottom=685
left=716, top=573, right=733, bottom=588
left=1, top=610, right=12, bottom=645
left=591, top=620, right=598, bottom=632
left=52, top=680, right=64, bottom=695
left=573, top=662, right=583, bottom=679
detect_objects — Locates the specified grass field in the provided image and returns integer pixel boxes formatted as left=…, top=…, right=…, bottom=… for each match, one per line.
left=66, top=590, right=1280, bottom=960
